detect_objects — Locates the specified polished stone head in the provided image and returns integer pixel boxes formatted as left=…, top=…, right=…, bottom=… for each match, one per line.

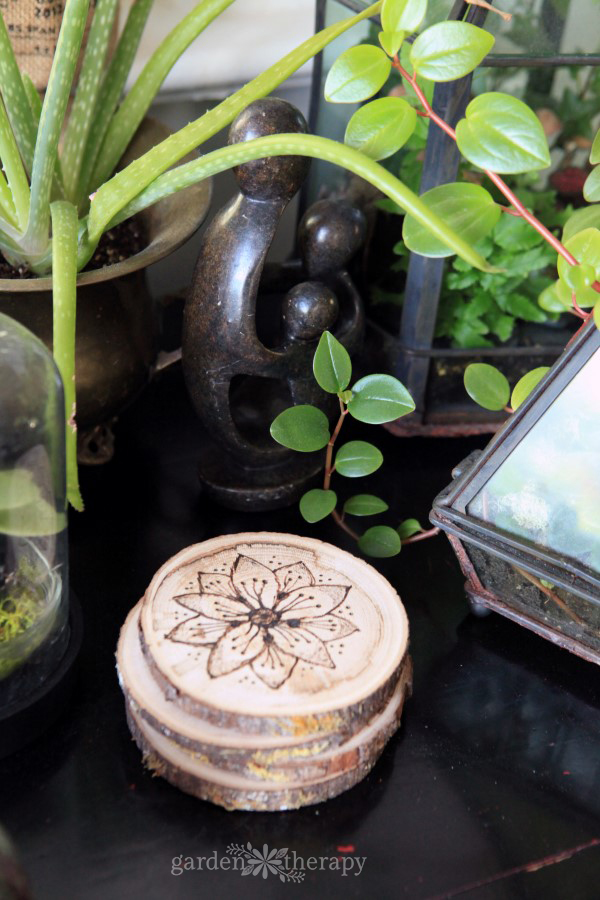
left=228, top=97, right=310, bottom=201
left=299, top=199, right=367, bottom=279
left=281, top=281, right=339, bottom=342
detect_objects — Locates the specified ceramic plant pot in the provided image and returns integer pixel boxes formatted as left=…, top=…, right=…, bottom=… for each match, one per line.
left=0, top=119, right=212, bottom=460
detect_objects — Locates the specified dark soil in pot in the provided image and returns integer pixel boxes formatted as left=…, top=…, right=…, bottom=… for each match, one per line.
left=0, top=217, right=147, bottom=279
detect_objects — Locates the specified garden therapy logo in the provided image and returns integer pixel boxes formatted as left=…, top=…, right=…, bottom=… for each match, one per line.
left=171, top=842, right=367, bottom=879
left=228, top=844, right=304, bottom=882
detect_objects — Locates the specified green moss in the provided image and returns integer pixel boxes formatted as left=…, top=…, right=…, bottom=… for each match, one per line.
left=0, top=566, right=47, bottom=678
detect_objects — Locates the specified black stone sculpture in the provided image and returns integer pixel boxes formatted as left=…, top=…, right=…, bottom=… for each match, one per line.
left=182, top=98, right=365, bottom=510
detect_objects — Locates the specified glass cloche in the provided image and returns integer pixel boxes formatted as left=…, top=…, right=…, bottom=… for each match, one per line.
left=0, top=313, right=69, bottom=713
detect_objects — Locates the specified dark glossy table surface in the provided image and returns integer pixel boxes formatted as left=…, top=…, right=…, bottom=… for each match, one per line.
left=1, top=367, right=600, bottom=900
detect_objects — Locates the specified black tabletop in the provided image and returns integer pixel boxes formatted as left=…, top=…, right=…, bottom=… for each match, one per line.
left=1, top=366, right=599, bottom=900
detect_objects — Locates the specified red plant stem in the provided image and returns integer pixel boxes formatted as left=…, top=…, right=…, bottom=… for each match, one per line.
left=393, top=59, right=600, bottom=320
left=323, top=399, right=439, bottom=548
left=571, top=290, right=588, bottom=319
left=401, top=526, right=440, bottom=546
left=324, top=401, right=348, bottom=491
left=332, top=508, right=360, bottom=541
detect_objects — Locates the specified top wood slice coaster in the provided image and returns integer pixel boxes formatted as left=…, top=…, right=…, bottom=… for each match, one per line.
left=137, top=533, right=410, bottom=739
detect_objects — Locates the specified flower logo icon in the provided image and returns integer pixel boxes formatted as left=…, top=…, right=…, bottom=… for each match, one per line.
left=226, top=843, right=304, bottom=882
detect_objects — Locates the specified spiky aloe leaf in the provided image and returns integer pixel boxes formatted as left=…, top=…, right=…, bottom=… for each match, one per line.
left=87, top=1, right=383, bottom=242
left=0, top=171, right=17, bottom=229
left=22, top=73, right=66, bottom=200
left=0, top=219, right=23, bottom=257
left=51, top=200, right=83, bottom=511
left=61, top=0, right=119, bottom=204
left=77, top=0, right=154, bottom=204
left=0, top=98, right=30, bottom=230
left=23, top=0, right=89, bottom=259
left=96, top=134, right=493, bottom=273
left=90, top=0, right=236, bottom=191
left=0, top=11, right=37, bottom=174
left=22, top=74, right=43, bottom=126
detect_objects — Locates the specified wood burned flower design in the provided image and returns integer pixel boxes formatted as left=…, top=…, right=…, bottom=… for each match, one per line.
left=167, top=555, right=358, bottom=688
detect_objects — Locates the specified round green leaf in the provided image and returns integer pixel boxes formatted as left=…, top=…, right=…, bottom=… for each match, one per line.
left=358, top=525, right=401, bottom=558
left=402, top=183, right=501, bottom=258
left=345, top=97, right=416, bottom=161
left=324, top=45, right=391, bottom=104
left=313, top=331, right=352, bottom=393
left=557, top=229, right=600, bottom=303
left=584, top=166, right=600, bottom=203
left=0, top=499, right=63, bottom=538
left=397, top=518, right=424, bottom=540
left=335, top=441, right=383, bottom=477
left=555, top=276, right=594, bottom=309
left=299, top=489, right=337, bottom=523
left=0, top=469, right=41, bottom=511
left=0, top=469, right=64, bottom=536
left=561, top=262, right=595, bottom=293
left=511, top=367, right=550, bottom=410
left=456, top=93, right=551, bottom=174
left=382, top=0, right=427, bottom=34
left=410, top=22, right=494, bottom=82
left=343, top=494, right=389, bottom=516
left=563, top=205, right=600, bottom=243
left=378, top=30, right=405, bottom=58
left=270, top=405, right=330, bottom=452
left=538, top=281, right=571, bottom=313
left=464, top=363, right=510, bottom=411
left=348, top=374, right=415, bottom=424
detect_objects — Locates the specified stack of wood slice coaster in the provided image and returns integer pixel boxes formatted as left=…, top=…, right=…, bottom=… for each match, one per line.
left=117, top=532, right=412, bottom=811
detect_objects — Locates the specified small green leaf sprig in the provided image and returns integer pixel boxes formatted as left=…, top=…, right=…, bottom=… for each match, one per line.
left=270, top=332, right=438, bottom=559
left=464, top=362, right=550, bottom=413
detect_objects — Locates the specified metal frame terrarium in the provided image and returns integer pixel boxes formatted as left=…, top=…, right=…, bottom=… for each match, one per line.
left=431, top=319, right=600, bottom=665
left=308, top=0, right=600, bottom=436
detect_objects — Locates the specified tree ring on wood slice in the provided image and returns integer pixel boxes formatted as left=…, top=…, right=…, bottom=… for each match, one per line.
left=139, top=533, right=409, bottom=737
left=126, top=703, right=396, bottom=812
left=118, top=603, right=412, bottom=783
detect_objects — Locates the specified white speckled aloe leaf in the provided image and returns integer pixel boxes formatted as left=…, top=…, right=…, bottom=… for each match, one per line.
left=61, top=0, right=119, bottom=204
left=89, top=0, right=237, bottom=192
left=76, top=0, right=155, bottom=204
left=0, top=12, right=37, bottom=175
left=51, top=200, right=83, bottom=511
left=87, top=1, right=384, bottom=244
left=23, top=0, right=88, bottom=259
left=93, top=134, right=495, bottom=274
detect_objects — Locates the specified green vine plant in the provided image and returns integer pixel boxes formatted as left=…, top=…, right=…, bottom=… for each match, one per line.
left=269, top=332, right=438, bottom=559
left=463, top=362, right=551, bottom=416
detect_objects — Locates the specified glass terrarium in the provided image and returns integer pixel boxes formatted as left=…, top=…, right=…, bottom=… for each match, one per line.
left=307, top=0, right=600, bottom=435
left=431, top=320, right=600, bottom=665
left=0, top=313, right=70, bottom=724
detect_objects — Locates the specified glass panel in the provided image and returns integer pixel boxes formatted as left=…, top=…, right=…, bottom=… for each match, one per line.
left=468, top=347, right=600, bottom=572
left=484, top=0, right=597, bottom=59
